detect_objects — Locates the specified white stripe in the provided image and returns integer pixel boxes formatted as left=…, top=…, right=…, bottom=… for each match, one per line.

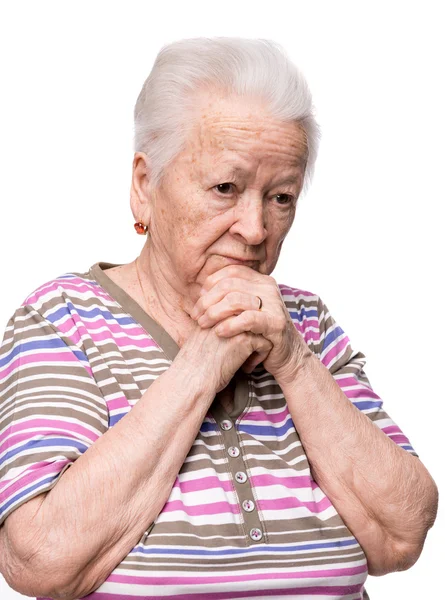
left=155, top=511, right=243, bottom=526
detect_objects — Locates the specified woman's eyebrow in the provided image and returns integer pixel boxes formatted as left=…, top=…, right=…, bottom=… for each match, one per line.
left=217, top=166, right=300, bottom=186
left=217, top=166, right=245, bottom=179
left=273, top=176, right=300, bottom=186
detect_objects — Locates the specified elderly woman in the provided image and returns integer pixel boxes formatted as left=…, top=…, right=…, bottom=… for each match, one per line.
left=0, top=37, right=438, bottom=600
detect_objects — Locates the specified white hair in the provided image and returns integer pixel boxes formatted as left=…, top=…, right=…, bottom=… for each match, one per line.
left=134, top=37, right=321, bottom=198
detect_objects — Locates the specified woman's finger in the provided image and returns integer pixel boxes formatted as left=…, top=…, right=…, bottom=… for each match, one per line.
left=191, top=288, right=227, bottom=320
left=241, top=351, right=263, bottom=373
left=197, top=291, right=261, bottom=328
left=241, top=336, right=273, bottom=373
left=214, top=310, right=268, bottom=337
left=199, top=264, right=263, bottom=295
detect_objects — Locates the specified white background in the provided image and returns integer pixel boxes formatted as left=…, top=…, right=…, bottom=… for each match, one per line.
left=0, top=1, right=443, bottom=598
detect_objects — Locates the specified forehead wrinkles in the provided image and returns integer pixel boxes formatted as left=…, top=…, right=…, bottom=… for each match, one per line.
left=191, top=112, right=308, bottom=170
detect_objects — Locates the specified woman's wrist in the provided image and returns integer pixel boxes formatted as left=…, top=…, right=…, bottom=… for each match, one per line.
left=270, top=343, right=314, bottom=389
left=170, top=350, right=218, bottom=403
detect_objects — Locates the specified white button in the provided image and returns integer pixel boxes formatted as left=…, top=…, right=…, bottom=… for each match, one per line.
left=235, top=471, right=247, bottom=483
left=242, top=499, right=255, bottom=512
left=250, top=527, right=263, bottom=541
left=220, top=419, right=233, bottom=431
left=228, top=446, right=240, bottom=457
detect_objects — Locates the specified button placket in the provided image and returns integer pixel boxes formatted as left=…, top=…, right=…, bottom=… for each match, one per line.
left=211, top=408, right=265, bottom=545
left=209, top=379, right=265, bottom=545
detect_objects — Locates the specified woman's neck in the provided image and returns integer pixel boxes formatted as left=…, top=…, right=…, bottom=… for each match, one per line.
left=133, top=248, right=198, bottom=347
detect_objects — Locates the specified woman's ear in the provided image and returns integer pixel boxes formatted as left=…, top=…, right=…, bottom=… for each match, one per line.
left=130, top=152, right=153, bottom=228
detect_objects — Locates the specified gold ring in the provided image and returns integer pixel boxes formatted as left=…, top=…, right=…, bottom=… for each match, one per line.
left=257, top=296, right=263, bottom=311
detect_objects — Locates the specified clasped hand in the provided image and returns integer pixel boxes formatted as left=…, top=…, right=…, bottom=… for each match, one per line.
left=190, top=265, right=310, bottom=382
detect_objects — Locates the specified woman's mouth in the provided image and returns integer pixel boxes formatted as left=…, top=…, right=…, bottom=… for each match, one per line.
left=220, top=255, right=260, bottom=268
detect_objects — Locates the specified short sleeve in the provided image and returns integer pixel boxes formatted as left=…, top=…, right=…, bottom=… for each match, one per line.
left=0, top=304, right=108, bottom=526
left=316, top=295, right=419, bottom=457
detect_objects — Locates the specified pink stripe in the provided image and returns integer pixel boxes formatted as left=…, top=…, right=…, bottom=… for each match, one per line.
left=68, top=310, right=156, bottom=350
left=345, top=388, right=381, bottom=401
left=388, top=434, right=410, bottom=444
left=97, top=332, right=154, bottom=349
left=23, top=281, right=65, bottom=305
left=336, top=375, right=362, bottom=386
left=300, top=316, right=319, bottom=327
left=162, top=499, right=240, bottom=516
left=24, top=280, right=110, bottom=305
left=336, top=375, right=374, bottom=392
left=292, top=317, right=320, bottom=336
left=293, top=320, right=304, bottom=334
left=251, top=473, right=313, bottom=490
left=73, top=318, right=149, bottom=337
left=60, top=582, right=365, bottom=600
left=107, top=564, right=366, bottom=585
left=279, top=286, right=315, bottom=298
left=173, top=476, right=233, bottom=494
left=257, top=495, right=333, bottom=514
left=56, top=316, right=161, bottom=353
left=57, top=281, right=111, bottom=298
left=1, top=459, right=71, bottom=501
left=107, top=397, right=130, bottom=411
left=0, top=419, right=98, bottom=451
left=382, top=425, right=403, bottom=434
left=55, top=318, right=83, bottom=339
left=246, top=407, right=291, bottom=423
left=304, top=329, right=321, bottom=346
left=382, top=426, right=412, bottom=445
left=323, top=336, right=349, bottom=367
left=58, top=325, right=82, bottom=345
left=0, top=351, right=84, bottom=381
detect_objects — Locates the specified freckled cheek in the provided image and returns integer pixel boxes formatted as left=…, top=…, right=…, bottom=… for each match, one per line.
left=173, top=218, right=221, bottom=262
left=169, top=200, right=206, bottom=236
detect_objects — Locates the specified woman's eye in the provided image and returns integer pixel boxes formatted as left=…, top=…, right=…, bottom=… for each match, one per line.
left=275, top=194, right=294, bottom=205
left=213, top=184, right=294, bottom=206
left=214, top=183, right=235, bottom=195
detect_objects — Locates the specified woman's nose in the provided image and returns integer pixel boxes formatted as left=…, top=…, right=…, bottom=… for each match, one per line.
left=229, top=198, right=268, bottom=246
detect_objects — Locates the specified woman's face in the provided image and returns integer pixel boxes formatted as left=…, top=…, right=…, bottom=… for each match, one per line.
left=137, top=93, right=308, bottom=298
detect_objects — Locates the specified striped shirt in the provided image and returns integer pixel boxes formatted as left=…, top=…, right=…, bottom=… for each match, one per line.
left=0, top=261, right=418, bottom=600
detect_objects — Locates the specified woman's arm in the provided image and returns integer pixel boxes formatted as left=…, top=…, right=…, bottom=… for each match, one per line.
left=276, top=351, right=439, bottom=576
left=0, top=354, right=215, bottom=600
left=192, top=266, right=439, bottom=576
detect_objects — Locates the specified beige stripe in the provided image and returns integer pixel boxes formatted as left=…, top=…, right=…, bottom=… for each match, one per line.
left=1, top=404, right=107, bottom=430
